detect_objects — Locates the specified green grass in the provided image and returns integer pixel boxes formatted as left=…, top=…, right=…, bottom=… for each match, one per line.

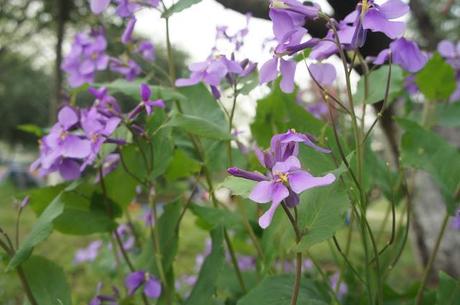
left=0, top=182, right=421, bottom=304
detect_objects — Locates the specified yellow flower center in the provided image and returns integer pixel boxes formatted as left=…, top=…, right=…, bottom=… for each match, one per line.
left=361, top=0, right=370, bottom=15
left=271, top=0, right=288, bottom=9
left=277, top=173, right=289, bottom=184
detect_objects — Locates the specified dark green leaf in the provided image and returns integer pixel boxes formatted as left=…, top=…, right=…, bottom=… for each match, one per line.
left=104, top=166, right=138, bottom=209
left=165, top=149, right=201, bottom=181
left=354, top=65, right=404, bottom=105
left=185, top=226, right=225, bottom=305
left=237, top=275, right=329, bottom=305
left=22, top=256, right=72, bottom=305
left=190, top=205, right=242, bottom=230
left=415, top=53, right=456, bottom=101
left=167, top=113, right=231, bottom=140
left=162, top=0, right=202, bottom=18
left=436, top=102, right=460, bottom=127
left=398, top=119, right=460, bottom=214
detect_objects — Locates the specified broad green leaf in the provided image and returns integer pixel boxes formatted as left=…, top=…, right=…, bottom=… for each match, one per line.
left=162, top=0, right=202, bottom=18
left=178, top=83, right=227, bottom=126
left=436, top=102, right=460, bottom=127
left=100, top=79, right=186, bottom=102
left=437, top=272, right=460, bottom=305
left=398, top=119, right=460, bottom=214
left=119, top=144, right=148, bottom=181
left=167, top=113, right=231, bottom=140
left=219, top=176, right=257, bottom=198
left=190, top=204, right=242, bottom=230
left=151, top=125, right=175, bottom=179
left=8, top=183, right=78, bottom=269
left=354, top=65, right=404, bottom=105
left=165, top=149, right=201, bottom=181
left=251, top=85, right=325, bottom=147
left=103, top=166, right=138, bottom=209
left=237, top=275, right=329, bottom=305
left=28, top=184, right=67, bottom=214
left=22, top=256, right=71, bottom=305
left=185, top=226, right=225, bottom=305
left=296, top=184, right=348, bottom=251
left=415, top=53, right=456, bottom=101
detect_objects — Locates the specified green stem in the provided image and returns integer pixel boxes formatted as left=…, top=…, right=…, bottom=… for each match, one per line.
left=415, top=213, right=450, bottom=305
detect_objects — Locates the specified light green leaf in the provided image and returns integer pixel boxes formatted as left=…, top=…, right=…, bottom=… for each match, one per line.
left=237, top=275, right=329, bottom=305
left=167, top=113, right=231, bottom=140
left=8, top=183, right=78, bottom=269
left=190, top=205, right=242, bottom=230
left=185, top=226, right=225, bottom=305
left=162, top=0, right=202, bottom=18
left=398, top=119, right=460, bottom=214
left=219, top=176, right=257, bottom=198
left=99, top=79, right=186, bottom=101
left=296, top=184, right=348, bottom=251
left=22, top=256, right=72, bottom=305
left=415, top=53, right=456, bottom=101
left=354, top=65, right=404, bottom=105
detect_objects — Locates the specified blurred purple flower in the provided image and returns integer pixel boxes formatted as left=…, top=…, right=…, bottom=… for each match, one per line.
left=110, top=58, right=142, bottom=81
left=89, top=283, right=119, bottom=305
left=452, top=209, right=460, bottom=230
left=137, top=41, right=156, bottom=61
left=116, top=224, right=135, bottom=251
left=128, top=83, right=165, bottom=120
left=373, top=38, right=428, bottom=73
left=121, top=17, right=137, bottom=44
left=309, top=63, right=336, bottom=87
left=330, top=272, right=348, bottom=300
left=75, top=240, right=103, bottom=264
left=62, top=30, right=109, bottom=87
left=125, top=271, right=162, bottom=299
left=307, top=101, right=329, bottom=120
left=90, top=0, right=111, bottom=15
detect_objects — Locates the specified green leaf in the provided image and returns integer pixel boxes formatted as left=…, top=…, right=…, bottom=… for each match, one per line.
left=8, top=183, right=78, bottom=269
left=436, top=102, right=460, bottom=127
left=437, top=272, right=460, bottom=305
left=162, top=0, right=202, bottom=18
left=219, top=176, right=257, bottom=198
left=190, top=205, right=242, bottom=230
left=354, top=65, right=404, bottom=105
left=151, top=125, right=175, bottom=179
left=237, top=275, right=329, bottom=305
left=165, top=149, right=201, bottom=181
left=17, top=124, right=44, bottom=137
left=415, top=53, right=456, bottom=101
left=100, top=79, right=186, bottom=102
left=28, top=184, right=67, bottom=214
left=167, top=113, right=230, bottom=140
left=250, top=84, right=326, bottom=148
left=103, top=166, right=138, bottom=209
left=185, top=226, right=225, bottom=305
left=22, top=256, right=72, bottom=305
left=398, top=119, right=460, bottom=214
left=296, top=184, right=348, bottom=251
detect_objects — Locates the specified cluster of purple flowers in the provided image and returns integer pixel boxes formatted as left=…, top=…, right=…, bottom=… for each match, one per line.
left=228, top=129, right=335, bottom=228
left=31, top=84, right=163, bottom=180
left=61, top=29, right=109, bottom=87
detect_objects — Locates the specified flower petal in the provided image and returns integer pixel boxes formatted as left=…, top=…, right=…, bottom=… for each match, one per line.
left=59, top=159, right=81, bottom=180
left=125, top=271, right=145, bottom=296
left=272, top=156, right=301, bottom=173
left=249, top=181, right=275, bottom=203
left=58, top=106, right=79, bottom=130
left=144, top=276, right=162, bottom=299
left=259, top=57, right=279, bottom=84
left=378, top=0, right=409, bottom=19
left=363, top=9, right=405, bottom=39
left=288, top=171, right=336, bottom=193
left=280, top=59, right=296, bottom=93
left=90, top=0, right=111, bottom=14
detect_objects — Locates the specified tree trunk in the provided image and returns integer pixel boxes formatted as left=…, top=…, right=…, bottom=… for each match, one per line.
left=51, top=0, right=66, bottom=124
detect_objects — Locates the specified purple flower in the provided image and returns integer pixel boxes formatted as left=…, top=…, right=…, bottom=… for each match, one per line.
left=452, top=209, right=460, bottom=230
left=309, top=63, right=336, bottom=86
left=348, top=0, right=409, bottom=41
left=125, top=271, right=162, bottom=299
left=259, top=57, right=297, bottom=93
left=249, top=156, right=335, bottom=228
left=74, top=240, right=103, bottom=264
left=121, top=17, right=137, bottom=44
left=88, top=87, right=123, bottom=116
left=373, top=38, right=428, bottom=73
left=98, top=154, right=121, bottom=180
left=330, top=272, right=348, bottom=300
left=137, top=41, right=156, bottom=61
left=237, top=255, right=256, bottom=271
left=62, top=30, right=109, bottom=87
left=115, top=224, right=135, bottom=251
left=115, top=0, right=139, bottom=17
left=30, top=106, right=92, bottom=180
left=438, top=40, right=460, bottom=69
left=176, top=56, right=243, bottom=87
left=110, top=58, right=142, bottom=81
left=128, top=83, right=165, bottom=120
left=307, top=101, right=329, bottom=120
left=19, top=196, right=30, bottom=209
left=91, top=0, right=111, bottom=14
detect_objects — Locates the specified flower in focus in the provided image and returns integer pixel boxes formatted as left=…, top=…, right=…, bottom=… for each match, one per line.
left=372, top=38, right=428, bottom=73
left=229, top=130, right=334, bottom=228
left=125, top=271, right=162, bottom=299
left=62, top=30, right=109, bottom=87
left=128, top=83, right=165, bottom=120
left=259, top=57, right=297, bottom=93
left=74, top=240, right=103, bottom=264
